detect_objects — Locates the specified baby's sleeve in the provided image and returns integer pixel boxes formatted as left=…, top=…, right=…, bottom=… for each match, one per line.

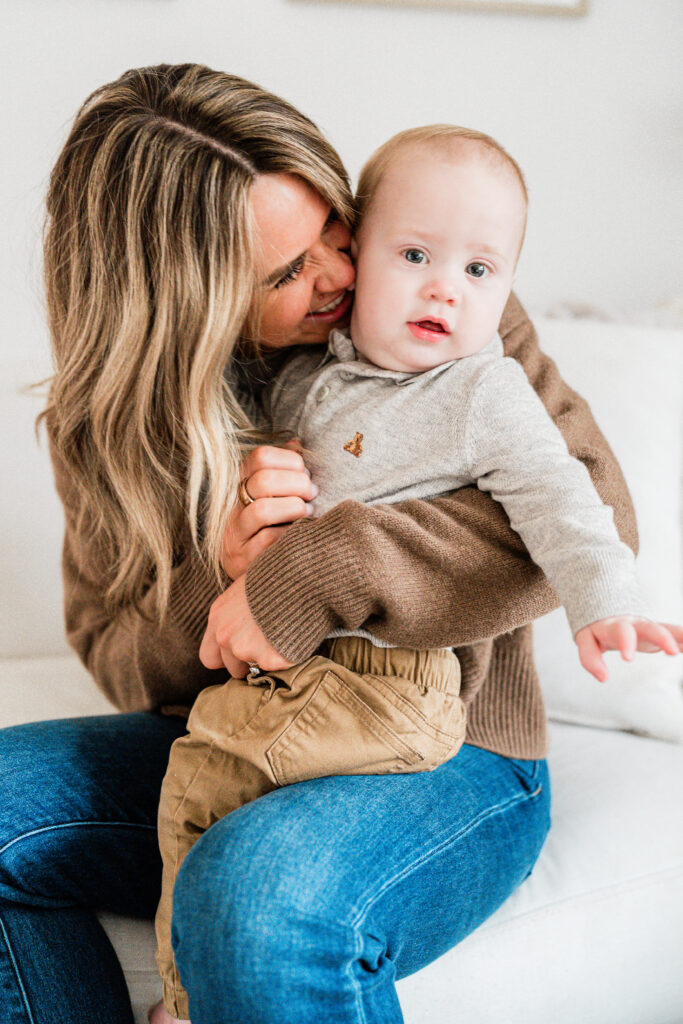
left=466, top=357, right=648, bottom=635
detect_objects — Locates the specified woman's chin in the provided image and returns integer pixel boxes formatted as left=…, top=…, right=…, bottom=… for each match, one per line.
left=297, top=308, right=352, bottom=347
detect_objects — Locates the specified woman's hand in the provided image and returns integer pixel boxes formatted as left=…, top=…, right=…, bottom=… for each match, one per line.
left=222, top=441, right=318, bottom=579
left=575, top=616, right=683, bottom=682
left=199, top=575, right=294, bottom=678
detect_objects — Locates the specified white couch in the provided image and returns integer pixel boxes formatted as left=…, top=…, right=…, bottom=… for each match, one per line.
left=2, top=316, right=682, bottom=1024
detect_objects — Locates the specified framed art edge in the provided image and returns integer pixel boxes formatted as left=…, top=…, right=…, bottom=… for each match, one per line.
left=304, top=0, right=589, bottom=14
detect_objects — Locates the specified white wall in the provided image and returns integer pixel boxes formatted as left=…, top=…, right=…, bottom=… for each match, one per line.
left=3, top=0, right=682, bottom=336
left=1, top=0, right=681, bottom=655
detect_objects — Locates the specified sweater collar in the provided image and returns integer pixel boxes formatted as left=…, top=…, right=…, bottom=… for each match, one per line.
left=326, top=327, right=503, bottom=384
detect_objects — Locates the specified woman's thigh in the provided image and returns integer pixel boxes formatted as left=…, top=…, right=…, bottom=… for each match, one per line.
left=173, top=743, right=551, bottom=1024
left=0, top=712, right=187, bottom=916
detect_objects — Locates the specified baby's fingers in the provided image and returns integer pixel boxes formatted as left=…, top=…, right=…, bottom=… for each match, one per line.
left=633, top=620, right=680, bottom=656
left=576, top=627, right=609, bottom=683
left=612, top=619, right=637, bottom=662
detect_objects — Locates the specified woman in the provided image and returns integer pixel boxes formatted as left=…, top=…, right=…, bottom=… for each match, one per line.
left=0, top=64, right=639, bottom=1024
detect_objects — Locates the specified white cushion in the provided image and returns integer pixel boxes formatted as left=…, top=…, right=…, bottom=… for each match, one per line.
left=397, top=725, right=683, bottom=1024
left=532, top=317, right=683, bottom=742
left=0, top=654, right=116, bottom=726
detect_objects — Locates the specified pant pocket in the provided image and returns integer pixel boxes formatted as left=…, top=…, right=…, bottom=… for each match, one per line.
left=266, top=670, right=425, bottom=786
left=370, top=674, right=467, bottom=748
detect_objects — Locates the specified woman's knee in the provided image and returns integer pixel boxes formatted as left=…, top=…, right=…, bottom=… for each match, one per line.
left=0, top=715, right=173, bottom=913
left=0, top=722, right=71, bottom=888
left=171, top=798, right=360, bottom=1020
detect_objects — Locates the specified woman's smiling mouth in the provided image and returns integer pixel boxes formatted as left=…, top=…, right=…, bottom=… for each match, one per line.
left=305, top=290, right=353, bottom=322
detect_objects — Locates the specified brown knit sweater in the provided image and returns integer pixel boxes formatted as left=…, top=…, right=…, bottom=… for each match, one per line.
left=53, top=294, right=638, bottom=759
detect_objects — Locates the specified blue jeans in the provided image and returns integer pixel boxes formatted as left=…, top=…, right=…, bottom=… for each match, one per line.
left=0, top=713, right=550, bottom=1023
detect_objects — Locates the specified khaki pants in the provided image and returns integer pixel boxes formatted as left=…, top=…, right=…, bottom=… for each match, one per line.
left=155, top=636, right=465, bottom=1018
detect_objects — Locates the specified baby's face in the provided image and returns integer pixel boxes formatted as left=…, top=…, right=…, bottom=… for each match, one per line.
left=350, top=146, right=526, bottom=373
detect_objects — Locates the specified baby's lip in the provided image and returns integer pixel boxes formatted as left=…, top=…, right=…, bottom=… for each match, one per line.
left=409, top=317, right=451, bottom=334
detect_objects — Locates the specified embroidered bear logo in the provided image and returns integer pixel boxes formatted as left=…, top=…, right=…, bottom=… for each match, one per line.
left=343, top=432, right=364, bottom=458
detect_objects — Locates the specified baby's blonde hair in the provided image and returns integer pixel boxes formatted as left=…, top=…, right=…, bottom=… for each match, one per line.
left=356, top=124, right=528, bottom=251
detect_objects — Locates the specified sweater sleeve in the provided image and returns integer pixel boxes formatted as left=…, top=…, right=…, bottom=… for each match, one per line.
left=52, top=447, right=227, bottom=712
left=244, top=293, right=639, bottom=662
left=466, top=357, right=647, bottom=636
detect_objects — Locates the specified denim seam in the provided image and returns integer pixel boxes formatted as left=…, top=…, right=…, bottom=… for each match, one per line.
left=349, top=782, right=543, bottom=928
left=0, top=820, right=156, bottom=858
left=349, top=925, right=367, bottom=1024
left=0, top=912, right=36, bottom=1024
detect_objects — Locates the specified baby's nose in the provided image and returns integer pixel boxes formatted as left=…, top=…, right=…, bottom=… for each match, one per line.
left=422, top=278, right=460, bottom=305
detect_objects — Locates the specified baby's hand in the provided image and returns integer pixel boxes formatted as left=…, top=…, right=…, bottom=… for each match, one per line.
left=575, top=617, right=683, bottom=682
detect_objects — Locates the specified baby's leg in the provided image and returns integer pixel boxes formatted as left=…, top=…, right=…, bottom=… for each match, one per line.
left=147, top=997, right=190, bottom=1024
left=155, top=649, right=464, bottom=1017
left=222, top=641, right=467, bottom=788
left=155, top=680, right=277, bottom=1020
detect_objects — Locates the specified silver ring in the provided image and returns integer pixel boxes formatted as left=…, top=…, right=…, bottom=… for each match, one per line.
left=248, top=663, right=261, bottom=677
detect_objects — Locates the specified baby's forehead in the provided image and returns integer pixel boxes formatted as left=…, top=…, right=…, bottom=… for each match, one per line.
left=365, top=146, right=523, bottom=232
left=388, top=139, right=520, bottom=195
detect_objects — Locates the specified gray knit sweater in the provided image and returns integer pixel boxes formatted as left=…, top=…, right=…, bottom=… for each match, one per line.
left=265, top=328, right=646, bottom=639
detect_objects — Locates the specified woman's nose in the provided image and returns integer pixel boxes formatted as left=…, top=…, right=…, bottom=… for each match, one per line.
left=313, top=225, right=355, bottom=294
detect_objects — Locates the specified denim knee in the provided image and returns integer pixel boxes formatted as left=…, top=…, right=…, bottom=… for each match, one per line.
left=171, top=809, right=366, bottom=1023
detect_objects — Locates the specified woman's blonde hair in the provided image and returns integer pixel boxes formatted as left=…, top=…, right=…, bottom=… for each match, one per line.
left=41, top=63, right=353, bottom=618
left=356, top=124, right=528, bottom=248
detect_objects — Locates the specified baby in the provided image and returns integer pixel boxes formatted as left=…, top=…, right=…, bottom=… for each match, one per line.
left=152, top=126, right=679, bottom=1023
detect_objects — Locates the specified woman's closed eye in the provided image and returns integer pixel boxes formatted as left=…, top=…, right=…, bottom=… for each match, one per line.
left=274, top=255, right=306, bottom=289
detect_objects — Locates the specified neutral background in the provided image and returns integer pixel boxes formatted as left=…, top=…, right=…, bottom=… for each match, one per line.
left=1, top=0, right=681, bottom=655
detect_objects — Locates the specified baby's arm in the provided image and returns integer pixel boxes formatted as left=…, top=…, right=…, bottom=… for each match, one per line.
left=465, top=358, right=682, bottom=666
left=575, top=617, right=683, bottom=682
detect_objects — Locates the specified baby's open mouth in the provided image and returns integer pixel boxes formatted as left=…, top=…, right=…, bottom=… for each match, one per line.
left=415, top=320, right=446, bottom=332
left=412, top=319, right=450, bottom=334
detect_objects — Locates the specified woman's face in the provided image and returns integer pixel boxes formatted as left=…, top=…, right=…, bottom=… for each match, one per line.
left=249, top=173, right=355, bottom=349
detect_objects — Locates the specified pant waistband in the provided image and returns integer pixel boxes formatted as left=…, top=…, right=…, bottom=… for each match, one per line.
left=318, top=636, right=460, bottom=695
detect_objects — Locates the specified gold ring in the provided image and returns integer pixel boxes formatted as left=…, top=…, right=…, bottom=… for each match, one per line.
left=238, top=478, right=255, bottom=507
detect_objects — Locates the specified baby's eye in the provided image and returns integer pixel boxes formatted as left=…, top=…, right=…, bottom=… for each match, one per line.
left=402, top=248, right=428, bottom=265
left=466, top=262, right=489, bottom=279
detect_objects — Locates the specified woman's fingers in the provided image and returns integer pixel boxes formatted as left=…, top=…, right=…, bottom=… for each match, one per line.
left=240, top=443, right=308, bottom=482
left=222, top=443, right=318, bottom=578
left=222, top=499, right=311, bottom=578
left=246, top=467, right=318, bottom=502
left=239, top=495, right=314, bottom=536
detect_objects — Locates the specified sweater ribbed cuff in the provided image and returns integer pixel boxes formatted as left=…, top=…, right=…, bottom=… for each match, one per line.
left=466, top=629, right=548, bottom=760
left=557, top=549, right=649, bottom=637
left=245, top=503, right=370, bottom=663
